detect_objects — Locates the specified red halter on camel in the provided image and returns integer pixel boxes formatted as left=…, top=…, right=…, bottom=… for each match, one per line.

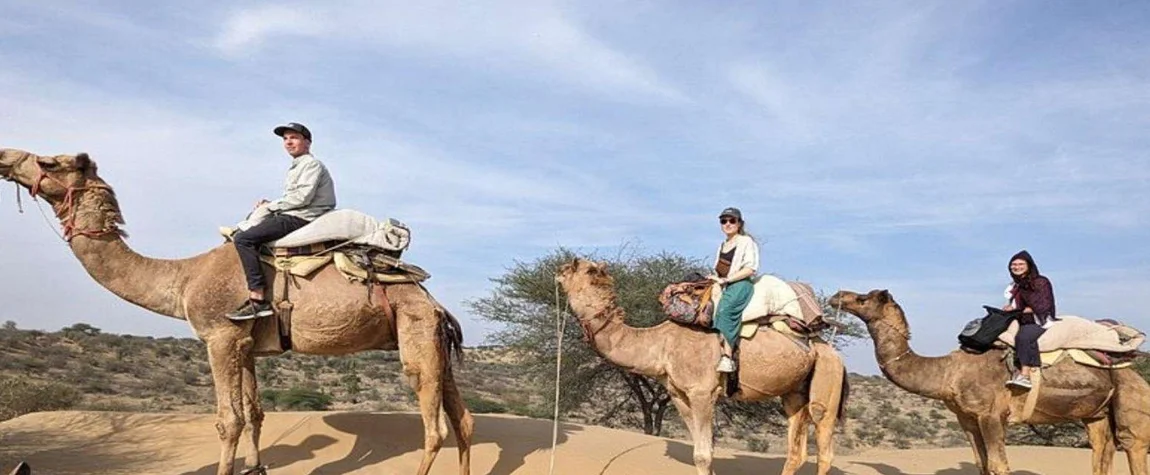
left=3, top=152, right=116, bottom=242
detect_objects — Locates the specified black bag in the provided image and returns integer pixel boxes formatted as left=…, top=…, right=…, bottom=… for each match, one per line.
left=958, top=306, right=1021, bottom=353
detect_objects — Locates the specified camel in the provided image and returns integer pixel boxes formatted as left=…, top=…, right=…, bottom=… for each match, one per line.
left=0, top=149, right=473, bottom=475
left=555, top=258, right=848, bottom=475
left=830, top=289, right=1150, bottom=475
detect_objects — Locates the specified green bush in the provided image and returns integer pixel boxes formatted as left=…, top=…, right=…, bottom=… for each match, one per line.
left=463, top=394, right=507, bottom=414
left=0, top=377, right=81, bottom=421
left=262, top=387, right=333, bottom=411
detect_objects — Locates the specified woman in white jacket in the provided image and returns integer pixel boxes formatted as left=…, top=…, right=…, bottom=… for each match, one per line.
left=709, top=207, right=760, bottom=373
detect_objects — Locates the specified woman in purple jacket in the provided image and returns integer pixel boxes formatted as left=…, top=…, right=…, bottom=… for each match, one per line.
left=1003, top=250, right=1056, bottom=389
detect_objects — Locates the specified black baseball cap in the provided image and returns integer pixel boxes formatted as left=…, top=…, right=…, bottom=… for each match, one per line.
left=273, top=122, right=312, bottom=142
left=718, top=207, right=742, bottom=221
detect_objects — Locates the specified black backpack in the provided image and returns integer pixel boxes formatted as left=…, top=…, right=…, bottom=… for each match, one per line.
left=958, top=306, right=1021, bottom=353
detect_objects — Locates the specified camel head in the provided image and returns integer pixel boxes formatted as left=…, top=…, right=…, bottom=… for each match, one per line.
left=0, top=149, right=104, bottom=203
left=829, top=289, right=903, bottom=326
left=555, top=258, right=618, bottom=315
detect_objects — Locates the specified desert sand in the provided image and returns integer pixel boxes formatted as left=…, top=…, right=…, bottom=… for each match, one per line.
left=0, top=411, right=1140, bottom=474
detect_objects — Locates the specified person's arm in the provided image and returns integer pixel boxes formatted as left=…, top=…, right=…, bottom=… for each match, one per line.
left=720, top=237, right=759, bottom=284
left=1023, top=277, right=1055, bottom=317
left=267, top=160, right=323, bottom=212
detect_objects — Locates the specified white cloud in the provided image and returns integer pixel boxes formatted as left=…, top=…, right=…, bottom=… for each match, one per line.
left=211, top=0, right=683, bottom=101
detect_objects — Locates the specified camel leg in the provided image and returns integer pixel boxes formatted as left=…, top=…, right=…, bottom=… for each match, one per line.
left=1084, top=418, right=1115, bottom=475
left=955, top=413, right=988, bottom=474
left=780, top=392, right=811, bottom=475
left=441, top=369, right=474, bottom=475
left=977, top=415, right=1010, bottom=475
left=808, top=346, right=845, bottom=475
left=238, top=340, right=265, bottom=473
left=669, top=388, right=713, bottom=475
left=687, top=391, right=718, bottom=475
left=1126, top=440, right=1149, bottom=475
left=206, top=335, right=248, bottom=475
left=399, top=310, right=449, bottom=475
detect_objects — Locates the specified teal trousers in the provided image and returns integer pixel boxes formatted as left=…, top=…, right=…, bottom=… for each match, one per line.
left=713, top=279, right=753, bottom=348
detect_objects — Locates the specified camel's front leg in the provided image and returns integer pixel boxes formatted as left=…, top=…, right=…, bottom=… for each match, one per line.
left=954, top=412, right=988, bottom=474
left=239, top=339, right=266, bottom=474
left=669, top=388, right=712, bottom=475
left=205, top=334, right=248, bottom=475
left=780, top=392, right=811, bottom=475
left=977, top=415, right=1010, bottom=475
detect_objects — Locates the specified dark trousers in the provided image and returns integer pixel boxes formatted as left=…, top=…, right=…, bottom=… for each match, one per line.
left=1015, top=323, right=1046, bottom=368
left=234, top=214, right=309, bottom=291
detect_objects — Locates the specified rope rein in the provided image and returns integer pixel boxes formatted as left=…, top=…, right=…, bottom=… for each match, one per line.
left=5, top=156, right=118, bottom=242
left=548, top=280, right=567, bottom=475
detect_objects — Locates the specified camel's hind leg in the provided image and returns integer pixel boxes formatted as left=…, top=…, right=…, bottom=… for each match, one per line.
left=239, top=345, right=265, bottom=474
left=1111, top=368, right=1150, bottom=475
left=442, top=368, right=474, bottom=475
left=1084, top=417, right=1115, bottom=475
left=780, top=392, right=811, bottom=475
left=398, top=302, right=450, bottom=475
left=807, top=344, right=845, bottom=475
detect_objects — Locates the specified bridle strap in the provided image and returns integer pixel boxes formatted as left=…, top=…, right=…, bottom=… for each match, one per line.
left=23, top=158, right=115, bottom=242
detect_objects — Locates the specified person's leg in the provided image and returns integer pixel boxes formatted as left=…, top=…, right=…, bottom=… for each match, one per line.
left=228, top=215, right=309, bottom=320
left=1011, top=324, right=1045, bottom=387
left=713, top=280, right=753, bottom=371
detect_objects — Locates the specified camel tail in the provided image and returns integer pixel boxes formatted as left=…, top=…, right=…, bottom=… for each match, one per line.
left=837, top=368, right=850, bottom=425
left=438, top=305, right=465, bottom=368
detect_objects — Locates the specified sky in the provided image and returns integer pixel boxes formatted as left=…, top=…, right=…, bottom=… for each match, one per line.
left=1, top=0, right=1148, bottom=374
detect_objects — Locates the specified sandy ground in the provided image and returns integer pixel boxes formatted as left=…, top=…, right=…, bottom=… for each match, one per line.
left=0, top=411, right=1142, bottom=474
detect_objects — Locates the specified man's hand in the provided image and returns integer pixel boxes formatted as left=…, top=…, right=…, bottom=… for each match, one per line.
left=1003, top=304, right=1015, bottom=312
left=254, top=199, right=270, bottom=210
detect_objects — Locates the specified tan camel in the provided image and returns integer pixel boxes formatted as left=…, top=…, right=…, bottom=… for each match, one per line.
left=830, top=289, right=1150, bottom=475
left=555, top=258, right=847, bottom=475
left=0, top=149, right=473, bottom=475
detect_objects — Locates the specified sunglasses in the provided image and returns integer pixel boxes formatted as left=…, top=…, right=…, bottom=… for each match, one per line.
left=719, top=218, right=739, bottom=225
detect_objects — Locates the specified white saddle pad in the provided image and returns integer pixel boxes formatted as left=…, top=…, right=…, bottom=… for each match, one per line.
left=709, top=274, right=805, bottom=323
left=270, top=209, right=410, bottom=252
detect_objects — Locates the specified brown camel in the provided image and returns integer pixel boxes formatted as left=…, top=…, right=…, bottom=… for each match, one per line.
left=555, top=258, right=848, bottom=475
left=830, top=289, right=1150, bottom=475
left=0, top=149, right=473, bottom=475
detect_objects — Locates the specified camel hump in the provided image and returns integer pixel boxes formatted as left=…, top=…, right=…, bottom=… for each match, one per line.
left=9, top=461, right=30, bottom=475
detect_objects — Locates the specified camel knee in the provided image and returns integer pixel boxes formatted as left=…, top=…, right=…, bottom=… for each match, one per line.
left=216, top=413, right=245, bottom=441
left=808, top=402, right=828, bottom=423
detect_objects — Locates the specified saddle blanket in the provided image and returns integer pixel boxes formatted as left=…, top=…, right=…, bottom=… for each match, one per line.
left=997, top=316, right=1144, bottom=353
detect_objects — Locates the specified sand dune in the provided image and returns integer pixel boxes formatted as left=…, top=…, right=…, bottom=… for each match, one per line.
left=0, top=411, right=1139, bottom=474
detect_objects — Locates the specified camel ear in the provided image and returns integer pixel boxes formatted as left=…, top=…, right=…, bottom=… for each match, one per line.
left=74, top=153, right=90, bottom=170
left=877, top=289, right=891, bottom=302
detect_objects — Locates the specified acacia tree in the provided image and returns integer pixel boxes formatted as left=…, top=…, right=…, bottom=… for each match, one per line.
left=473, top=247, right=865, bottom=436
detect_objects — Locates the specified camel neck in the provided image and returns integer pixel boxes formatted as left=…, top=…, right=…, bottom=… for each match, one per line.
left=568, top=298, right=665, bottom=377
left=868, top=317, right=950, bottom=400
left=69, top=236, right=191, bottom=319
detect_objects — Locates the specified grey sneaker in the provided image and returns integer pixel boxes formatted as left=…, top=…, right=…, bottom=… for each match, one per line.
left=716, top=355, right=737, bottom=373
left=226, top=300, right=274, bottom=321
left=1006, top=374, right=1032, bottom=390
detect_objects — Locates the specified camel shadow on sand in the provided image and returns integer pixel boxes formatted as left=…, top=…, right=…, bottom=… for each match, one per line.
left=184, top=412, right=579, bottom=475
left=663, top=440, right=848, bottom=475
left=854, top=461, right=1042, bottom=475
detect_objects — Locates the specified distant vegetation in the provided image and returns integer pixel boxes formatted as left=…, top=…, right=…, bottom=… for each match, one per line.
left=0, top=320, right=1145, bottom=453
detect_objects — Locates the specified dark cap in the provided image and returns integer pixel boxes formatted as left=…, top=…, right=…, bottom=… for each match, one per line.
left=718, top=207, right=742, bottom=221
left=273, top=122, right=312, bottom=142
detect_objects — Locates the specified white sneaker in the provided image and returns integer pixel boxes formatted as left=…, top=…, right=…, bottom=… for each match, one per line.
left=716, top=355, right=736, bottom=373
left=1006, top=374, right=1032, bottom=390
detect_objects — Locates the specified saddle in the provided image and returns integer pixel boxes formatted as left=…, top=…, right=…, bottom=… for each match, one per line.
left=659, top=275, right=827, bottom=337
left=249, top=242, right=430, bottom=356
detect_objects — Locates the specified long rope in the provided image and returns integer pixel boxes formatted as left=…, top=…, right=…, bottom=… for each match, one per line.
left=548, top=280, right=567, bottom=475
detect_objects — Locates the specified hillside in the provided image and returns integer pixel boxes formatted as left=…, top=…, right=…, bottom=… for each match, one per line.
left=0, top=323, right=1099, bottom=453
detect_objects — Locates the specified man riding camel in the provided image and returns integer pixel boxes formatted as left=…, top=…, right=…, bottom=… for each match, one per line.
left=225, top=122, right=337, bottom=320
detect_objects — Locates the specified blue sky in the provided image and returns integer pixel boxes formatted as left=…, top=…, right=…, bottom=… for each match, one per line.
left=1, top=1, right=1148, bottom=374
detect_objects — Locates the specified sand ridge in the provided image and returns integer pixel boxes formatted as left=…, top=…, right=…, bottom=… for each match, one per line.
left=0, top=411, right=1139, bottom=474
